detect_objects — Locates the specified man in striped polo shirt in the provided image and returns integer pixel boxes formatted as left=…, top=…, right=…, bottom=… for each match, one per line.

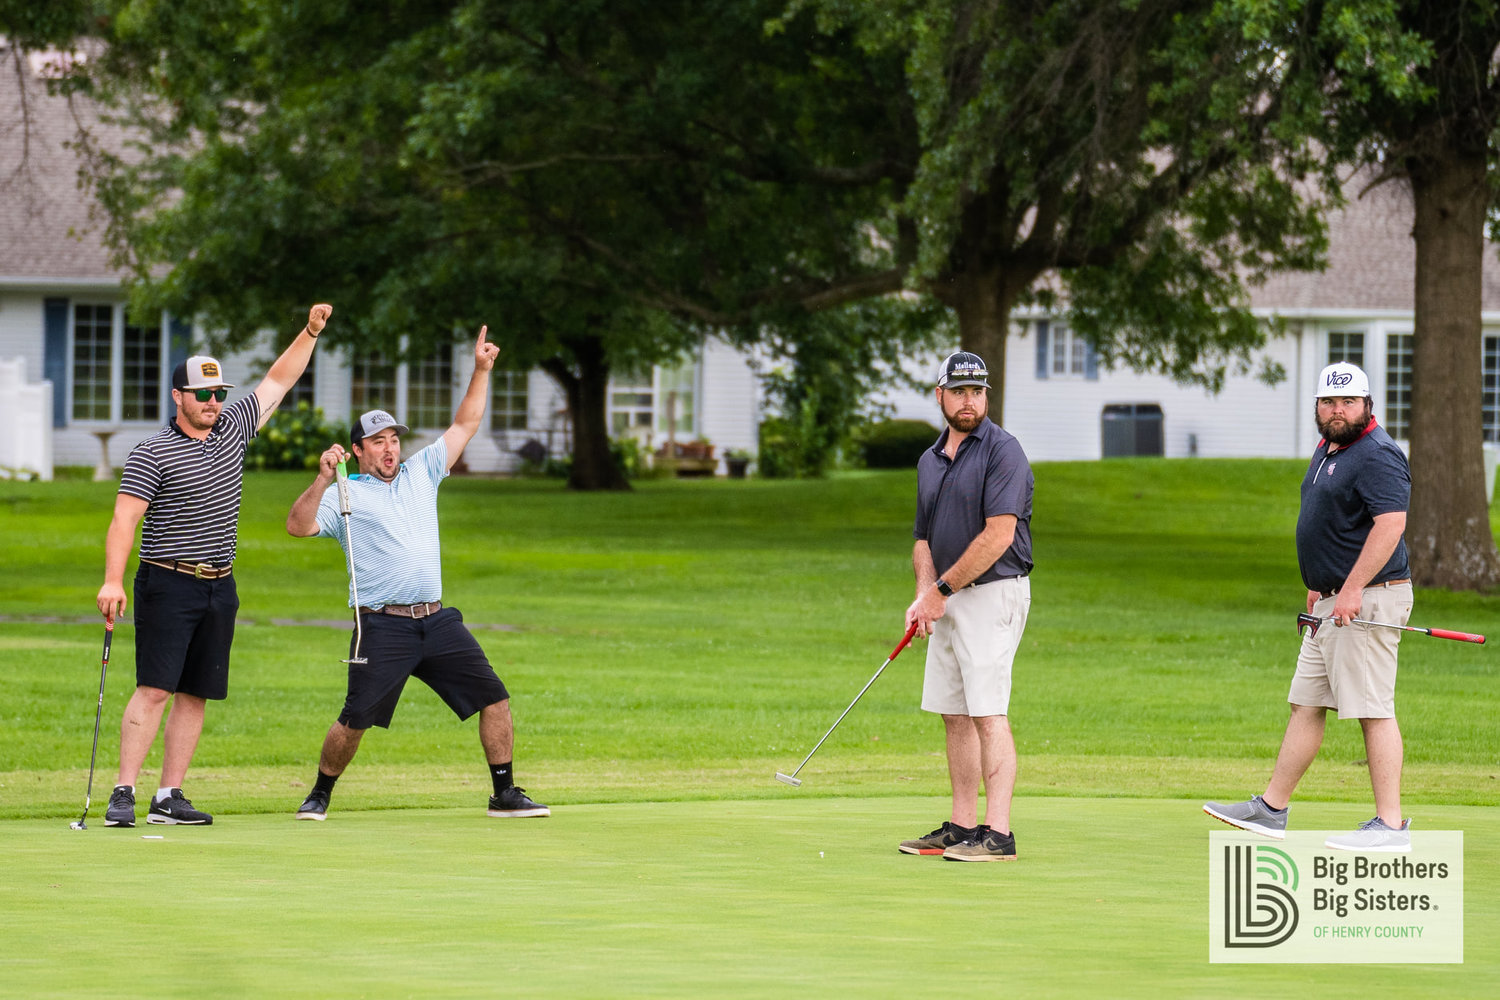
left=284, top=325, right=548, bottom=821
left=95, top=303, right=332, bottom=827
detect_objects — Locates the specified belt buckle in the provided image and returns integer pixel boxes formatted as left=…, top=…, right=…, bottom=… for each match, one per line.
left=411, top=602, right=432, bottom=619
left=194, top=562, right=213, bottom=580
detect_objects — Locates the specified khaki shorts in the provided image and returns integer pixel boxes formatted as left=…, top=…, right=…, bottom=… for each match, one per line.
left=1288, top=583, right=1412, bottom=719
left=922, top=576, right=1030, bottom=717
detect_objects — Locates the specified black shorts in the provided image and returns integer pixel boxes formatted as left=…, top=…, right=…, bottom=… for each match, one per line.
left=339, top=607, right=509, bottom=730
left=131, top=562, right=239, bottom=700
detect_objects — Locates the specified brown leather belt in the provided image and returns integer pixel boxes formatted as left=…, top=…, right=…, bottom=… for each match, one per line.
left=142, top=558, right=233, bottom=580
left=1318, top=578, right=1410, bottom=599
left=360, top=601, right=442, bottom=618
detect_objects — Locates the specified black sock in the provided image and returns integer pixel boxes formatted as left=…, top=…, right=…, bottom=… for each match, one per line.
left=1256, top=795, right=1286, bottom=814
left=490, top=762, right=514, bottom=797
left=314, top=770, right=339, bottom=795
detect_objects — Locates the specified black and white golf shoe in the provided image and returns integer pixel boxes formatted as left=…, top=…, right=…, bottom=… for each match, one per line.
left=146, top=789, right=213, bottom=825
left=486, top=786, right=550, bottom=818
left=295, top=789, right=330, bottom=821
left=104, top=785, right=136, bottom=828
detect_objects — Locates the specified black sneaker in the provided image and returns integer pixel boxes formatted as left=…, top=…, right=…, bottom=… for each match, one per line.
left=898, top=820, right=975, bottom=856
left=295, top=789, right=329, bottom=821
left=486, top=786, right=550, bottom=818
left=104, top=785, right=136, bottom=828
left=146, top=789, right=213, bottom=825
left=942, top=825, right=1018, bottom=862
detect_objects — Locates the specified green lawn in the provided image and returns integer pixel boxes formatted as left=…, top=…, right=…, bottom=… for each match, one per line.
left=1, top=461, right=1496, bottom=995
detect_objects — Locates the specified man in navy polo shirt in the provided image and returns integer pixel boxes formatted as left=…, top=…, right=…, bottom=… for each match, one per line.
left=899, top=350, right=1034, bottom=862
left=284, top=325, right=548, bottom=821
left=1206, top=361, right=1415, bottom=852
left=96, top=303, right=332, bottom=827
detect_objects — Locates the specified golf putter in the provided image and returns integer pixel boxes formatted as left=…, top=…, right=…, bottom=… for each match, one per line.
left=1297, top=612, right=1485, bottom=644
left=776, top=621, right=920, bottom=787
left=70, top=620, right=113, bottom=830
left=336, top=460, right=368, bottom=665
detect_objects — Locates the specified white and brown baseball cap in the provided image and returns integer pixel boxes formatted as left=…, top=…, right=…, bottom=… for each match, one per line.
left=172, top=356, right=235, bottom=390
left=351, top=409, right=410, bottom=446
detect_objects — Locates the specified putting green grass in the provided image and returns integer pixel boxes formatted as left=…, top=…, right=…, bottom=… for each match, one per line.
left=3, top=461, right=1498, bottom=992
left=2, top=798, right=1495, bottom=998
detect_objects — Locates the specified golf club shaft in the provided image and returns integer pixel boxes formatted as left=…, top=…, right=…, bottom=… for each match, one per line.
left=1311, top=615, right=1485, bottom=644
left=77, top=621, right=113, bottom=826
left=785, top=622, right=919, bottom=780
left=336, top=462, right=366, bottom=662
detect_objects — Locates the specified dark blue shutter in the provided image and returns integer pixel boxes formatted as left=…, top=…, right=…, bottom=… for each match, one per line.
left=1034, top=320, right=1050, bottom=380
left=167, top=314, right=192, bottom=419
left=43, top=298, right=69, bottom=427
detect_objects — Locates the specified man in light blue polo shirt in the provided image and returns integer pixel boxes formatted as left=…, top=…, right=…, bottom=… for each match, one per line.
left=284, top=326, right=548, bottom=821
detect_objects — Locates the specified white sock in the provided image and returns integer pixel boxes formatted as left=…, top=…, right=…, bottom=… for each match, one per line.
left=154, top=787, right=178, bottom=804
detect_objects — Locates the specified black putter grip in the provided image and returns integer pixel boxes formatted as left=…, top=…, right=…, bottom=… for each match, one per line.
left=102, top=621, right=113, bottom=663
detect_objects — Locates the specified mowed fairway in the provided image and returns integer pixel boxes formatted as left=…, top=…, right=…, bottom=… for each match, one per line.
left=2, top=461, right=1498, bottom=996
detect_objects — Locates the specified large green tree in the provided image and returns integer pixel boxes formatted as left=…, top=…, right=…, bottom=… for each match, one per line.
left=1229, top=0, right=1500, bottom=589
left=74, top=0, right=933, bottom=487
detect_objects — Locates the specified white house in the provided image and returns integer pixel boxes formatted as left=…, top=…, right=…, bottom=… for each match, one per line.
left=882, top=177, right=1500, bottom=470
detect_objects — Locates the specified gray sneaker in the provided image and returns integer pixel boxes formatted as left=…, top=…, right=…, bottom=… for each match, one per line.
left=1325, top=817, right=1411, bottom=853
left=1203, top=796, right=1287, bottom=839
left=898, top=821, right=976, bottom=856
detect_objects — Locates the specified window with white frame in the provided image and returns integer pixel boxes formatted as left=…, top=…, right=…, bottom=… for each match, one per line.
left=658, top=359, right=696, bottom=437
left=1384, top=333, right=1412, bottom=440
left=1328, top=330, right=1364, bottom=367
left=71, top=304, right=112, bottom=421
left=407, top=347, right=453, bottom=429
left=351, top=352, right=398, bottom=414
left=1050, top=323, right=1088, bottom=377
left=490, top=369, right=529, bottom=432
left=121, top=319, right=163, bottom=422
left=610, top=365, right=655, bottom=438
left=71, top=303, right=164, bottom=423
left=1484, top=335, right=1500, bottom=443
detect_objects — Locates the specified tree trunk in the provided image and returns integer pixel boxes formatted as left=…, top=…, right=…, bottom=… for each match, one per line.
left=541, top=337, right=630, bottom=491
left=933, top=264, right=1036, bottom=425
left=1407, top=151, right=1500, bottom=589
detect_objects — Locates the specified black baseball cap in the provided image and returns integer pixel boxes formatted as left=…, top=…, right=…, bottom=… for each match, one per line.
left=351, top=409, right=410, bottom=446
left=937, top=351, right=989, bottom=388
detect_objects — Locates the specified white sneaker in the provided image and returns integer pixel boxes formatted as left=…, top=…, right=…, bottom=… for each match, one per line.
left=1324, top=816, right=1411, bottom=853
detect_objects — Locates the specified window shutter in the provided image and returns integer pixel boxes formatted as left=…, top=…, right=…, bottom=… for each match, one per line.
left=1084, top=341, right=1099, bottom=381
left=43, top=298, right=69, bottom=428
left=167, top=314, right=192, bottom=419
left=1035, top=320, right=1049, bottom=380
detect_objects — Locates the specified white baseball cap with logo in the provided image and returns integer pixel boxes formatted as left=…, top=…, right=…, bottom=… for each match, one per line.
left=173, top=355, right=235, bottom=390
left=1314, top=361, right=1370, bottom=399
left=351, top=408, right=411, bottom=446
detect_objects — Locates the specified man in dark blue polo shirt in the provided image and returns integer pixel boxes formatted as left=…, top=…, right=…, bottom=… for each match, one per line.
left=1205, top=362, right=1414, bottom=853
left=899, top=351, right=1034, bottom=862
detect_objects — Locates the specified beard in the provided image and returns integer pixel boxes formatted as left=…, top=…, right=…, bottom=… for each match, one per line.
left=944, top=409, right=983, bottom=433
left=1317, top=405, right=1371, bottom=446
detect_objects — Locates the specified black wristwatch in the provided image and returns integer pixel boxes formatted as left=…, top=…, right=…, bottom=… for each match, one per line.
left=934, top=578, right=954, bottom=597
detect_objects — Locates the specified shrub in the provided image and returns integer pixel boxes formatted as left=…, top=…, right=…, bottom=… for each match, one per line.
left=245, top=401, right=348, bottom=471
left=857, top=419, right=940, bottom=469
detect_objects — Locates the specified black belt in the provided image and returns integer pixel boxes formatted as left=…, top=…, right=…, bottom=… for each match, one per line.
left=1318, top=579, right=1410, bottom=599
left=142, top=558, right=233, bottom=580
left=360, top=601, right=442, bottom=618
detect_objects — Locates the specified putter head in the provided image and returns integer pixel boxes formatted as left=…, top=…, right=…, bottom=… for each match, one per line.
left=774, top=772, right=802, bottom=787
left=69, top=821, right=85, bottom=830
left=1297, top=613, right=1322, bottom=639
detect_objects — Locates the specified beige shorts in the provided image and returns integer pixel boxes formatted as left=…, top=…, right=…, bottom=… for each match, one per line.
left=1288, top=583, right=1412, bottom=719
left=922, top=576, right=1030, bottom=717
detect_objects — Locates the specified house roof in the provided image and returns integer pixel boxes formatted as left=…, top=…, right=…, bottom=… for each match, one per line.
left=0, top=42, right=122, bottom=286
left=1248, top=172, right=1500, bottom=314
